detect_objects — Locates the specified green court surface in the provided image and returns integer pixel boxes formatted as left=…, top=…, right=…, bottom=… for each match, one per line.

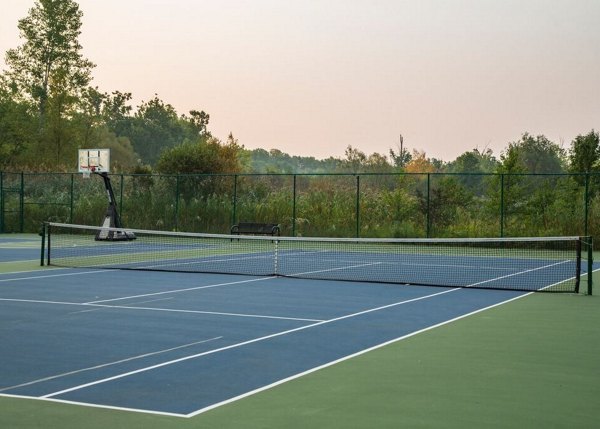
left=0, top=242, right=598, bottom=428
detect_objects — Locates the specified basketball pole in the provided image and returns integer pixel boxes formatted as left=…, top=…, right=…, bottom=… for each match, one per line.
left=93, top=170, right=136, bottom=241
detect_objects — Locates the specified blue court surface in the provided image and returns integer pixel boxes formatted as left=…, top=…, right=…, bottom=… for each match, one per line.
left=0, top=235, right=40, bottom=262
left=0, top=242, right=597, bottom=417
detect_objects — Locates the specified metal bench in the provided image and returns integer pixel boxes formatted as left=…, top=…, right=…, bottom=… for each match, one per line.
left=230, top=222, right=280, bottom=236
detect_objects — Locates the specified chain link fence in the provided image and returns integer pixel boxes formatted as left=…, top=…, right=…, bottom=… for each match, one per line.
left=1, top=171, right=598, bottom=238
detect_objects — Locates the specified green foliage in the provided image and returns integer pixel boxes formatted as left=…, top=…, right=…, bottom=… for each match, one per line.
left=244, top=148, right=341, bottom=173
left=128, top=96, right=183, bottom=164
left=156, top=135, right=242, bottom=175
left=447, top=148, right=498, bottom=195
left=3, top=0, right=95, bottom=114
left=338, top=145, right=395, bottom=174
left=389, top=142, right=412, bottom=168
left=155, top=135, right=242, bottom=200
left=3, top=170, right=599, bottom=239
left=427, top=176, right=474, bottom=234
left=0, top=82, right=36, bottom=167
left=1, top=0, right=97, bottom=169
left=569, top=130, right=600, bottom=183
left=501, top=133, right=566, bottom=174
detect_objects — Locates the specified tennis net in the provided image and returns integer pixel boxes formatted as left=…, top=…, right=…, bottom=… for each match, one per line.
left=41, top=222, right=593, bottom=293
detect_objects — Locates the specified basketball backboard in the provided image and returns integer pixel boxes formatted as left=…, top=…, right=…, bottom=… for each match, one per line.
left=78, top=149, right=110, bottom=174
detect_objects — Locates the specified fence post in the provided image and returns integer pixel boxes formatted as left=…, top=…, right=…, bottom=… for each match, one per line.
left=356, top=175, right=360, bottom=238
left=19, top=172, right=24, bottom=233
left=292, top=174, right=297, bottom=237
left=426, top=173, right=431, bottom=238
left=175, top=174, right=180, bottom=231
left=584, top=173, right=589, bottom=237
left=500, top=174, right=505, bottom=237
left=232, top=174, right=238, bottom=227
left=119, top=174, right=124, bottom=222
left=69, top=173, right=74, bottom=223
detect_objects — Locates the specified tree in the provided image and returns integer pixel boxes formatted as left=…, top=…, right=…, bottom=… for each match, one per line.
left=0, top=78, right=36, bottom=166
left=447, top=148, right=498, bottom=194
left=156, top=135, right=242, bottom=175
left=340, top=145, right=367, bottom=173
left=102, top=90, right=133, bottom=137
left=2, top=0, right=95, bottom=167
left=128, top=95, right=183, bottom=164
left=72, top=86, right=106, bottom=148
left=389, top=135, right=412, bottom=169
left=501, top=133, right=565, bottom=174
left=3, top=0, right=95, bottom=121
left=156, top=134, right=242, bottom=199
left=364, top=152, right=394, bottom=173
left=424, top=176, right=473, bottom=234
left=181, top=110, right=211, bottom=137
left=404, top=150, right=436, bottom=174
left=449, top=148, right=498, bottom=174
left=569, top=130, right=599, bottom=173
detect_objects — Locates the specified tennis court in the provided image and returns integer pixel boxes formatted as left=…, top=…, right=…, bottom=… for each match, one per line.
left=0, top=229, right=599, bottom=427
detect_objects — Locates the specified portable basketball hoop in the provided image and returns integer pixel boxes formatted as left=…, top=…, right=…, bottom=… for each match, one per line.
left=77, top=149, right=135, bottom=241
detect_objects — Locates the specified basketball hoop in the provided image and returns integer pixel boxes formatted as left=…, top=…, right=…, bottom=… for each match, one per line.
left=82, top=165, right=97, bottom=179
left=78, top=149, right=110, bottom=176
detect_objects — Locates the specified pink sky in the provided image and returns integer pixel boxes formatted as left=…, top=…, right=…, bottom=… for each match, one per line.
left=1, top=0, right=599, bottom=160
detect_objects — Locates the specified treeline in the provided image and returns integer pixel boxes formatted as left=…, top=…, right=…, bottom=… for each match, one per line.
left=1, top=1, right=599, bottom=177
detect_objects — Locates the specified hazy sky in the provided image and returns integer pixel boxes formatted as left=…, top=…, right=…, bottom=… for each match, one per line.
left=1, top=0, right=599, bottom=161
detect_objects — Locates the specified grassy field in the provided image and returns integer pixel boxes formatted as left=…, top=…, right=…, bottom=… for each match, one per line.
left=0, top=240, right=598, bottom=428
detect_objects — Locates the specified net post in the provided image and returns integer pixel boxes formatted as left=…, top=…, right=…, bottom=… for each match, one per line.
left=587, top=236, right=594, bottom=296
left=274, top=238, right=279, bottom=276
left=40, top=222, right=47, bottom=266
left=46, top=222, right=51, bottom=266
left=575, top=238, right=582, bottom=293
left=0, top=171, right=4, bottom=233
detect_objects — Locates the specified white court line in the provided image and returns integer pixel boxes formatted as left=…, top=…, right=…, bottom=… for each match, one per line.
left=465, top=260, right=571, bottom=287
left=0, top=337, right=222, bottom=393
left=0, top=269, right=118, bottom=282
left=41, top=287, right=458, bottom=399
left=0, top=297, right=323, bottom=323
left=0, top=266, right=61, bottom=275
left=69, top=297, right=173, bottom=314
left=285, top=262, right=383, bottom=277
left=86, top=276, right=276, bottom=304
left=0, top=393, right=186, bottom=419
left=0, top=244, right=38, bottom=249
